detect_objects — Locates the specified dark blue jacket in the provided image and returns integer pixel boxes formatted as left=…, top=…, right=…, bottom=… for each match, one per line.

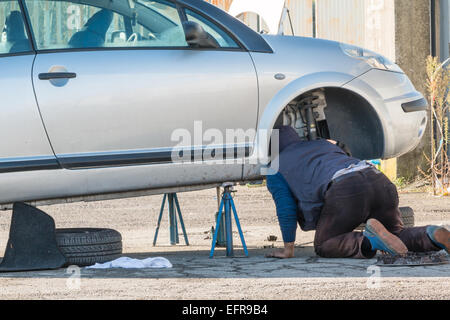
left=275, top=127, right=359, bottom=231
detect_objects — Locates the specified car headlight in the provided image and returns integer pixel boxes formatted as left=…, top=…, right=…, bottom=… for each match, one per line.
left=340, top=43, right=403, bottom=73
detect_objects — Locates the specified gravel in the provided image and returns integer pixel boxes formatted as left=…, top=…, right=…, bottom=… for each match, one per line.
left=0, top=187, right=448, bottom=300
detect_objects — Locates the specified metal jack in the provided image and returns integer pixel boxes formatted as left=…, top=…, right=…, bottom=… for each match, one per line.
left=210, top=183, right=249, bottom=258
left=153, top=193, right=189, bottom=246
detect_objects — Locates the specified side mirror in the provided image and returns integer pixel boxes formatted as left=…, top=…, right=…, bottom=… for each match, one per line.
left=183, top=21, right=219, bottom=49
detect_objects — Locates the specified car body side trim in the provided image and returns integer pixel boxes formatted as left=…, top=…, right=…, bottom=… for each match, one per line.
left=59, top=145, right=252, bottom=169
left=0, top=145, right=252, bottom=172
left=0, top=157, right=60, bottom=173
left=401, top=97, right=429, bottom=113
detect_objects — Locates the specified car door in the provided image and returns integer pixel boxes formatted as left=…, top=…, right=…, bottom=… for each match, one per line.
left=25, top=0, right=258, bottom=175
left=0, top=0, right=58, bottom=175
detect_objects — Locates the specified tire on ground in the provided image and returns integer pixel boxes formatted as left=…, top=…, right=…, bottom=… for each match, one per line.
left=55, top=228, right=122, bottom=267
left=398, top=206, right=415, bottom=228
left=355, top=206, right=415, bottom=231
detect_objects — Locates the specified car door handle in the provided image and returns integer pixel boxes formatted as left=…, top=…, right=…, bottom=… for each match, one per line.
left=38, top=72, right=77, bottom=80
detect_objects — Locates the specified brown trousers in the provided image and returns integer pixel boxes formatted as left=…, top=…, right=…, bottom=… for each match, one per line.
left=313, top=168, right=439, bottom=259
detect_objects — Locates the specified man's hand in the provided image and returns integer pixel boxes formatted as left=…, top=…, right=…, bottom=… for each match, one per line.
left=328, top=139, right=352, bottom=156
left=265, top=242, right=295, bottom=259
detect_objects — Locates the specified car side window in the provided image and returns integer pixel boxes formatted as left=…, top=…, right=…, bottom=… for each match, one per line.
left=23, top=0, right=188, bottom=50
left=184, top=8, right=239, bottom=49
left=0, top=0, right=32, bottom=54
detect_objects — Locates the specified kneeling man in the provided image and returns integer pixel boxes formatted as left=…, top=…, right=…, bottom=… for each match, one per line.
left=266, top=126, right=449, bottom=259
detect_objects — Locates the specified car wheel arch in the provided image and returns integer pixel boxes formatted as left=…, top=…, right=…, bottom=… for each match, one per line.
left=254, top=73, right=386, bottom=162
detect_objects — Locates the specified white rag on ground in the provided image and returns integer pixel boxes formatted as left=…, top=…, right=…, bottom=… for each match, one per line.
left=86, top=257, right=172, bottom=269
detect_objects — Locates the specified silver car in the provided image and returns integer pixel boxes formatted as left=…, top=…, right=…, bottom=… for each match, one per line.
left=0, top=0, right=427, bottom=207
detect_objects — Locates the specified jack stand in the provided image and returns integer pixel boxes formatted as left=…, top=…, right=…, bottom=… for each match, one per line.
left=214, top=187, right=227, bottom=247
left=214, top=211, right=227, bottom=247
left=153, top=193, right=189, bottom=246
left=210, top=183, right=249, bottom=258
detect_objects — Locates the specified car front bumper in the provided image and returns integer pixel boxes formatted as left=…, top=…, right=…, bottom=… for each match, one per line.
left=343, top=69, right=428, bottom=159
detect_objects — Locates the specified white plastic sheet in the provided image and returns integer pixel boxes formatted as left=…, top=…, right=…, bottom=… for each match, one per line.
left=86, top=257, right=173, bottom=269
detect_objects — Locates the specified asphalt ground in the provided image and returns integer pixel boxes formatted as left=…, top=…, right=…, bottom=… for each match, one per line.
left=0, top=186, right=448, bottom=300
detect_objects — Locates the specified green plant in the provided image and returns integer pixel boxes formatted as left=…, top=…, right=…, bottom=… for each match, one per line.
left=393, top=177, right=407, bottom=190
left=419, top=56, right=450, bottom=196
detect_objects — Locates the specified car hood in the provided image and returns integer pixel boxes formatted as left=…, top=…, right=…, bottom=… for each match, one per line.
left=258, top=35, right=372, bottom=78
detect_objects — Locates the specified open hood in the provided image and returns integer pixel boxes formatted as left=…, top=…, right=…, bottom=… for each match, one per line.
left=228, top=0, right=286, bottom=35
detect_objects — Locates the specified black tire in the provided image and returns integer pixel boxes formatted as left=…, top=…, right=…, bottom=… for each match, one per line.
left=355, top=207, right=415, bottom=231
left=399, top=206, right=415, bottom=228
left=55, top=228, right=122, bottom=267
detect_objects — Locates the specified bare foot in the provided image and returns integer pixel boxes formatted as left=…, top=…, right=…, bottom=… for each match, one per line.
left=265, top=242, right=295, bottom=259
left=265, top=249, right=294, bottom=259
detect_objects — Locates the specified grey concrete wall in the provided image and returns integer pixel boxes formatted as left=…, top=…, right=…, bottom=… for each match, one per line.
left=395, top=0, right=432, bottom=180
left=440, top=0, right=449, bottom=61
